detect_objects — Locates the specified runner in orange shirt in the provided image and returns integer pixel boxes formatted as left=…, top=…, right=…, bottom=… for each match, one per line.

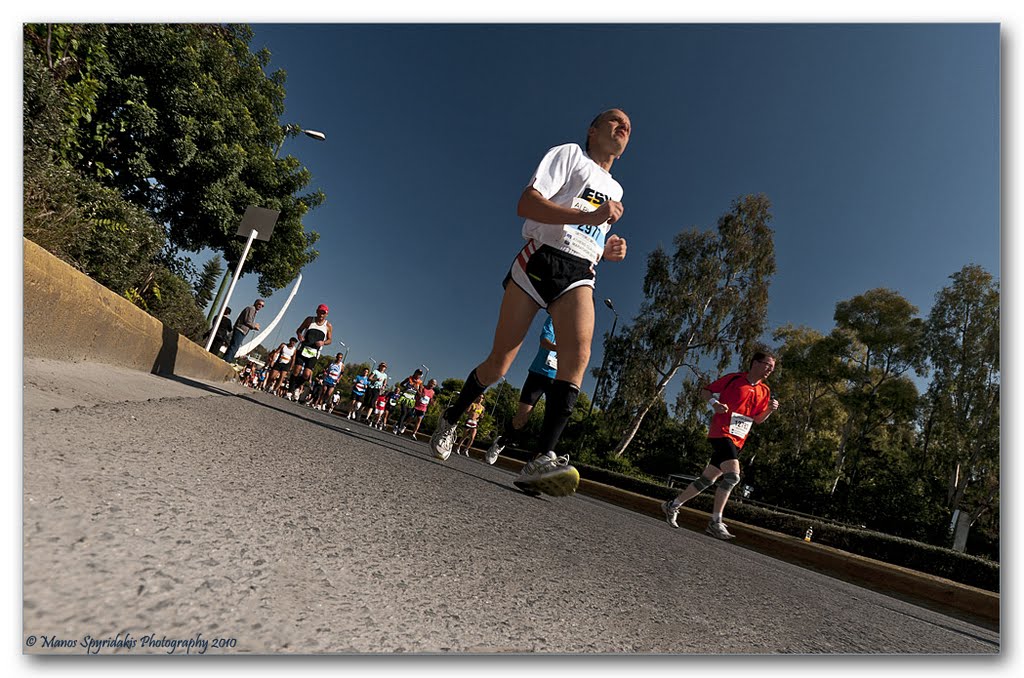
left=662, top=351, right=780, bottom=540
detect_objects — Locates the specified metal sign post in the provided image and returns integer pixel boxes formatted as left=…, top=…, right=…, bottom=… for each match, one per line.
left=204, top=207, right=280, bottom=352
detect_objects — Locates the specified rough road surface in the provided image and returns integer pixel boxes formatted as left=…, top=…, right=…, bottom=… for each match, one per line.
left=22, top=358, right=999, bottom=654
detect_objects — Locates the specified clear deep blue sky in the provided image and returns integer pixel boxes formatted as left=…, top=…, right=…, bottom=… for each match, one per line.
left=205, top=23, right=999, bottom=398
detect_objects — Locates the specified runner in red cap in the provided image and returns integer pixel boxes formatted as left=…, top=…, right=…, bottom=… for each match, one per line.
left=287, top=303, right=334, bottom=402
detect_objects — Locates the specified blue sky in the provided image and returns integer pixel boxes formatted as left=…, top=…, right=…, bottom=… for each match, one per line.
left=210, top=23, right=999, bottom=399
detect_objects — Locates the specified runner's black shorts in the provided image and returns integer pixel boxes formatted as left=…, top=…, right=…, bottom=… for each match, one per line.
left=519, top=370, right=554, bottom=406
left=708, top=437, right=741, bottom=468
left=504, top=242, right=596, bottom=308
left=365, top=387, right=382, bottom=406
left=295, top=350, right=319, bottom=370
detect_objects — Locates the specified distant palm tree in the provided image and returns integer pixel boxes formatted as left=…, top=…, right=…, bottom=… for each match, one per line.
left=194, top=255, right=223, bottom=312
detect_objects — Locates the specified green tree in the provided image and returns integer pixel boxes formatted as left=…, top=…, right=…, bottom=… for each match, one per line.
left=919, top=265, right=999, bottom=552
left=194, top=255, right=224, bottom=313
left=826, top=289, right=925, bottom=521
left=24, top=23, right=325, bottom=296
left=602, top=194, right=776, bottom=457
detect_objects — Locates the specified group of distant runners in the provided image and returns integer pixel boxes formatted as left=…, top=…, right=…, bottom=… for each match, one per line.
left=231, top=109, right=780, bottom=541
left=244, top=305, right=440, bottom=437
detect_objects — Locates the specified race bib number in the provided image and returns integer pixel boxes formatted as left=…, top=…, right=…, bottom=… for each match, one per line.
left=419, top=396, right=430, bottom=405
left=545, top=353, right=558, bottom=370
left=729, top=413, right=754, bottom=440
left=300, top=346, right=319, bottom=359
left=556, top=197, right=607, bottom=262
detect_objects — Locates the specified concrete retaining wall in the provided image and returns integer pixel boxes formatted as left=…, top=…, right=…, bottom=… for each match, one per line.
left=23, top=238, right=236, bottom=383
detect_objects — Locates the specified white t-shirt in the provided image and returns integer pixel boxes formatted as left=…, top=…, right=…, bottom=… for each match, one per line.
left=521, top=143, right=624, bottom=265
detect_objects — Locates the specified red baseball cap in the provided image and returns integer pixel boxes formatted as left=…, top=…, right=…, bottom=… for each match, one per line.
left=316, top=304, right=329, bottom=313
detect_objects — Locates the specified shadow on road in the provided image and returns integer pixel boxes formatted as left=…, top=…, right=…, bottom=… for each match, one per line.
left=225, top=388, right=538, bottom=499
left=153, top=372, right=239, bottom=398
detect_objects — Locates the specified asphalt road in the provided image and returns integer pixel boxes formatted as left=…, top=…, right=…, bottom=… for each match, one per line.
left=22, top=358, right=999, bottom=654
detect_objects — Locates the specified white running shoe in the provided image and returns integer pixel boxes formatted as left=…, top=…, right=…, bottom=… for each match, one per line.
left=513, top=452, right=580, bottom=497
left=430, top=418, right=458, bottom=461
left=485, top=436, right=505, bottom=465
left=705, top=520, right=736, bottom=540
left=662, top=500, right=680, bottom=528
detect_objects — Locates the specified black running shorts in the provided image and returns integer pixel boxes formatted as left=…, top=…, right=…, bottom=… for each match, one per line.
left=708, top=437, right=741, bottom=468
left=519, top=370, right=554, bottom=407
left=504, top=243, right=596, bottom=308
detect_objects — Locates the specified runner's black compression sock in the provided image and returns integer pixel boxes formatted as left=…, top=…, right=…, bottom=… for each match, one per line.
left=443, top=368, right=487, bottom=422
left=502, top=420, right=522, bottom=447
left=535, top=380, right=579, bottom=455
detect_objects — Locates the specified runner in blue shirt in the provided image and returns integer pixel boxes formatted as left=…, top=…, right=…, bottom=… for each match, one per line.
left=314, top=353, right=345, bottom=411
left=486, top=315, right=558, bottom=465
left=347, top=368, right=372, bottom=420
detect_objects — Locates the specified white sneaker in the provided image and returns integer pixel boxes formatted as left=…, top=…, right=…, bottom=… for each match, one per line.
left=705, top=520, right=736, bottom=540
left=662, top=500, right=679, bottom=528
left=513, top=452, right=580, bottom=497
left=485, top=436, right=505, bottom=465
left=429, top=418, right=458, bottom=461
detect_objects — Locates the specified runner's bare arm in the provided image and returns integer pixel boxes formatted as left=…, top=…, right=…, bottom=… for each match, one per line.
left=517, top=187, right=623, bottom=226
left=754, top=399, right=780, bottom=424
left=700, top=387, right=729, bottom=414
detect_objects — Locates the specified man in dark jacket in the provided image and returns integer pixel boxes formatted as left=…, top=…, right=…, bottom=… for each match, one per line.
left=224, top=299, right=264, bottom=363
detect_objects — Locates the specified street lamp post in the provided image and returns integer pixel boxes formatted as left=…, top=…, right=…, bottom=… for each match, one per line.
left=275, top=125, right=327, bottom=158
left=337, top=341, right=349, bottom=365
left=587, top=298, right=619, bottom=418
